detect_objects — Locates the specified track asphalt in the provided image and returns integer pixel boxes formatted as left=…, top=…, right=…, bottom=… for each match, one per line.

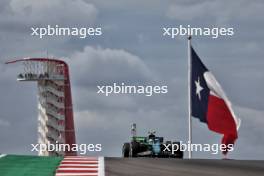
left=105, top=158, right=264, bottom=176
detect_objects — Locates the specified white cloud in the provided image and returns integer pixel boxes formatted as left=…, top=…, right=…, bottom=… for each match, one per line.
left=67, top=46, right=152, bottom=86
left=1, top=0, right=97, bottom=25
left=166, top=1, right=264, bottom=24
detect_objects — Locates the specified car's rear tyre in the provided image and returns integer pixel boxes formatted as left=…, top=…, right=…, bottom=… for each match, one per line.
left=177, top=150, right=184, bottom=159
left=172, top=142, right=183, bottom=159
left=122, top=143, right=130, bottom=157
left=129, top=141, right=140, bottom=157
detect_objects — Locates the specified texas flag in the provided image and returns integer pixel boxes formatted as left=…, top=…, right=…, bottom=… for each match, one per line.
left=191, top=46, right=241, bottom=154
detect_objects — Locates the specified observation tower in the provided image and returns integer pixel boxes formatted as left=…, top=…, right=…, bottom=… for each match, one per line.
left=6, top=58, right=76, bottom=156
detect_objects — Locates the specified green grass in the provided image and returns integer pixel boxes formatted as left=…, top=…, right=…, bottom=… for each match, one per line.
left=0, top=155, right=63, bottom=176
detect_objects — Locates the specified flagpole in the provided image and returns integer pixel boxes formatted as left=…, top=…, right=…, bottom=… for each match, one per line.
left=188, top=35, right=192, bottom=159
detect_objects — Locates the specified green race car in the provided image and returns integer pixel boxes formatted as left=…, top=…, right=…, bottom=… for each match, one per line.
left=122, top=128, right=183, bottom=158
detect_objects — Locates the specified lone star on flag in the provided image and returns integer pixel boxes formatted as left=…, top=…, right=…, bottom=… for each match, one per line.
left=195, top=77, right=203, bottom=100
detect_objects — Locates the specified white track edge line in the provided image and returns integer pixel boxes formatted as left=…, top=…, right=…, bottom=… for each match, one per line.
left=98, top=157, right=105, bottom=176
left=57, top=168, right=98, bottom=171
left=56, top=173, right=97, bottom=176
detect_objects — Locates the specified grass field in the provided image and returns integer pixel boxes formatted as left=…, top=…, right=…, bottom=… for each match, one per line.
left=0, top=155, right=63, bottom=176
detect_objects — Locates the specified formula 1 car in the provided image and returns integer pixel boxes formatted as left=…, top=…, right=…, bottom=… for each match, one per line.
left=122, top=124, right=183, bottom=158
